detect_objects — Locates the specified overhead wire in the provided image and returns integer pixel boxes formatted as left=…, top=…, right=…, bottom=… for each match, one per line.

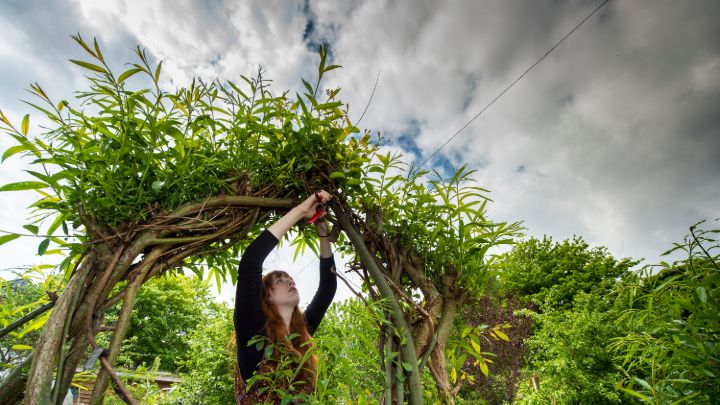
left=417, top=0, right=612, bottom=169
left=355, top=70, right=381, bottom=127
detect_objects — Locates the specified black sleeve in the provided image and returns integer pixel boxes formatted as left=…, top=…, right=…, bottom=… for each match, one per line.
left=234, top=230, right=278, bottom=369
left=304, top=255, right=338, bottom=335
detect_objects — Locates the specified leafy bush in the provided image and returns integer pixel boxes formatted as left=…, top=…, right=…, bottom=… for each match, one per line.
left=515, top=293, right=626, bottom=404
left=610, top=221, right=720, bottom=403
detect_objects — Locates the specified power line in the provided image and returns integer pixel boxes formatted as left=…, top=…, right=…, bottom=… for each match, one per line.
left=418, top=0, right=611, bottom=169
left=355, top=70, right=381, bottom=127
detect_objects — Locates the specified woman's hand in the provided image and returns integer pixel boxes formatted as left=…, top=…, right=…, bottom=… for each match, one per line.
left=315, top=219, right=339, bottom=243
left=296, top=190, right=332, bottom=219
left=268, top=190, right=332, bottom=240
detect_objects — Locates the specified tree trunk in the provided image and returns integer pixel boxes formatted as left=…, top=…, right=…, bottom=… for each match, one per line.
left=430, top=295, right=459, bottom=405
left=90, top=247, right=167, bottom=403
left=52, top=334, right=90, bottom=403
left=336, top=206, right=423, bottom=404
left=23, top=257, right=93, bottom=405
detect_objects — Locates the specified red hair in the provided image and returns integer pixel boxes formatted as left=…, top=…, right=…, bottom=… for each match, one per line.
left=260, top=270, right=317, bottom=387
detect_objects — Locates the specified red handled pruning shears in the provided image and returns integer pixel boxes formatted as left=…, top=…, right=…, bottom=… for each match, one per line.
left=308, top=192, right=326, bottom=224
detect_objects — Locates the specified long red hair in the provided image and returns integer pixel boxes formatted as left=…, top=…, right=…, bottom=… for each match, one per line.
left=260, top=270, right=317, bottom=386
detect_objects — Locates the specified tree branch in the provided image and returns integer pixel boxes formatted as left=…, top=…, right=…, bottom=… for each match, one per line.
left=0, top=301, right=54, bottom=339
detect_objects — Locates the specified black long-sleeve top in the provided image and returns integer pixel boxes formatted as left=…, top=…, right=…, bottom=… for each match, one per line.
left=234, top=230, right=337, bottom=380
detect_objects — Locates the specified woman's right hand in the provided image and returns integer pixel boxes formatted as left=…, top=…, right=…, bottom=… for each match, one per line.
left=296, top=190, right=331, bottom=219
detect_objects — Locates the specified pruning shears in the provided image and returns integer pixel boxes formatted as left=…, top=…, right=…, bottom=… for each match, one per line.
left=307, top=192, right=327, bottom=224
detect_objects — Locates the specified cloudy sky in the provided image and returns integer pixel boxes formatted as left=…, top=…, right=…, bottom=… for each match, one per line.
left=1, top=0, right=718, bottom=304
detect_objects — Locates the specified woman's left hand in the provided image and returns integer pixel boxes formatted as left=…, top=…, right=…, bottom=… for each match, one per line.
left=315, top=219, right=339, bottom=243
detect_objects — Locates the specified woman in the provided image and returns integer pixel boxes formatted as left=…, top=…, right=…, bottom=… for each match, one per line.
left=234, top=191, right=337, bottom=404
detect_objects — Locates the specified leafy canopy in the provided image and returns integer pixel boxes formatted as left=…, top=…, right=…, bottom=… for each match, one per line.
left=498, top=236, right=638, bottom=310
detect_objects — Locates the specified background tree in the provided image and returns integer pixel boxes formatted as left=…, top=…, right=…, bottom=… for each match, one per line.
left=1, top=277, right=47, bottom=368
left=498, top=236, right=638, bottom=311
left=0, top=269, right=60, bottom=404
left=514, top=292, right=626, bottom=404
left=171, top=301, right=235, bottom=404
left=496, top=236, right=638, bottom=403
left=103, top=273, right=215, bottom=373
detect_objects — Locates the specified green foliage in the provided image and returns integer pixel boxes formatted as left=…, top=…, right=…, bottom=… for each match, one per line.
left=0, top=269, right=59, bottom=368
left=103, top=273, right=216, bottom=372
left=447, top=323, right=510, bottom=386
left=104, top=357, right=178, bottom=405
left=497, top=235, right=638, bottom=403
left=312, top=298, right=387, bottom=402
left=516, top=293, right=626, bottom=404
left=171, top=303, right=235, bottom=404
left=461, top=295, right=534, bottom=404
left=499, top=236, right=639, bottom=311
left=0, top=36, right=372, bottom=287
left=342, top=156, right=521, bottom=298
left=609, top=221, right=720, bottom=403
left=245, top=332, right=317, bottom=404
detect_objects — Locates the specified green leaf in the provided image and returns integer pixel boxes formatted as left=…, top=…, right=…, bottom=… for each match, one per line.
left=11, top=344, right=33, bottom=351
left=617, top=387, right=650, bottom=401
left=493, top=329, right=510, bottom=342
left=71, top=34, right=97, bottom=58
left=632, top=377, right=653, bottom=392
left=21, top=114, right=29, bottom=136
left=478, top=360, right=489, bottom=377
left=2, top=145, right=30, bottom=162
left=0, top=181, right=47, bottom=192
left=329, top=171, right=345, bottom=180
left=38, top=238, right=50, bottom=256
left=470, top=339, right=481, bottom=354
left=23, top=225, right=39, bottom=235
left=301, top=78, right=314, bottom=95
left=117, top=68, right=143, bottom=84
left=17, top=311, right=50, bottom=338
left=316, top=101, right=342, bottom=110
left=323, top=64, right=342, bottom=73
left=93, top=37, right=104, bottom=62
left=154, top=60, right=163, bottom=82
left=0, top=109, right=11, bottom=126
left=696, top=287, right=707, bottom=304
left=401, top=361, right=414, bottom=372
left=0, top=234, right=20, bottom=246
left=69, top=59, right=107, bottom=74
